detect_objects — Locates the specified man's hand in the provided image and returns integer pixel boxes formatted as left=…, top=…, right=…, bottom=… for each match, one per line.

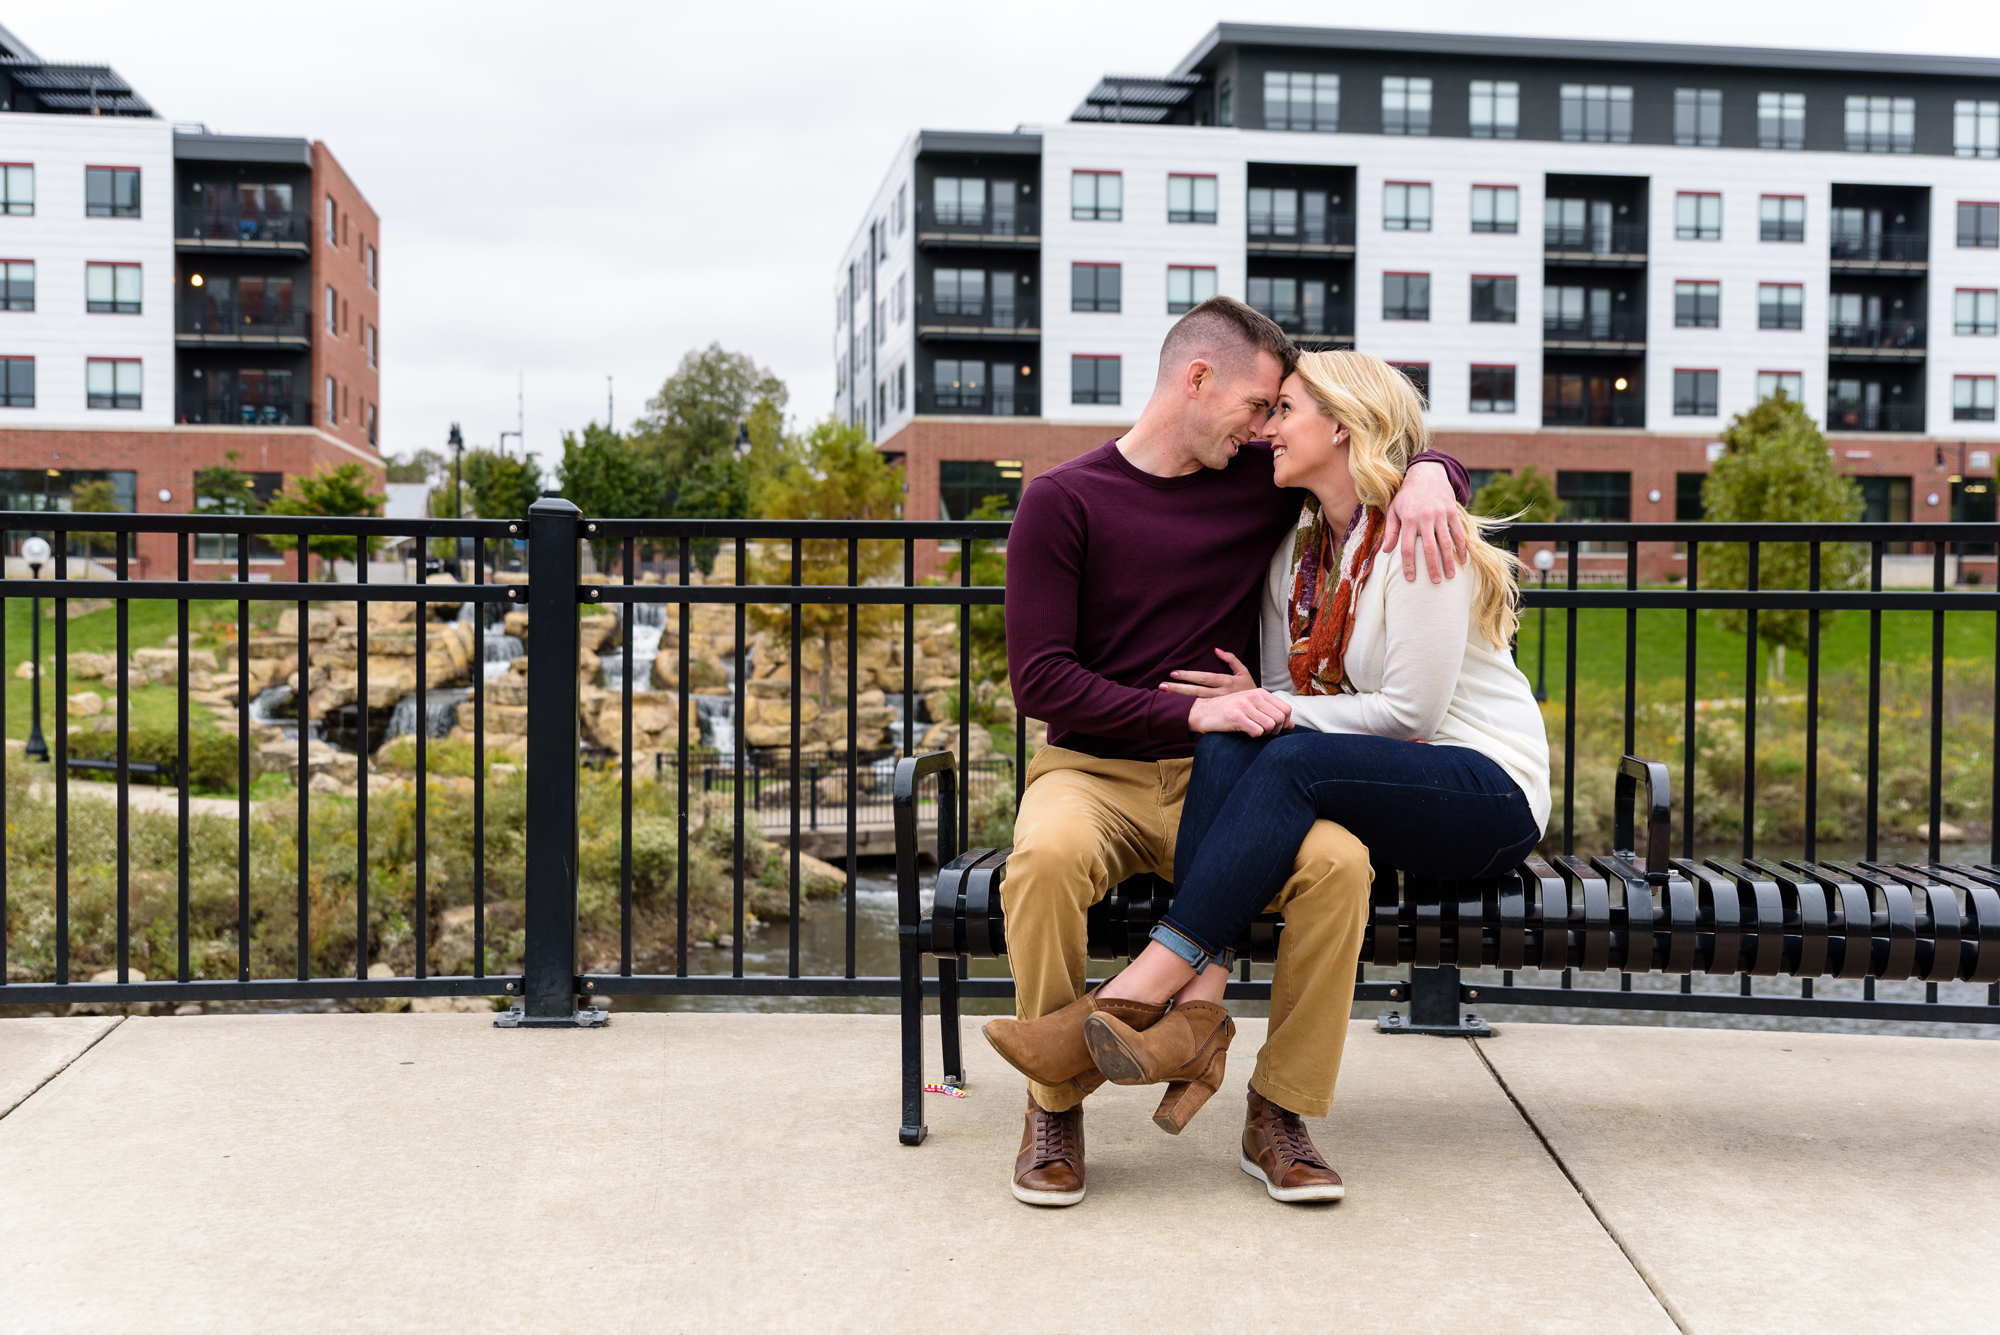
left=1187, top=689, right=1293, bottom=737
left=1160, top=648, right=1257, bottom=698
left=1382, top=460, right=1469, bottom=584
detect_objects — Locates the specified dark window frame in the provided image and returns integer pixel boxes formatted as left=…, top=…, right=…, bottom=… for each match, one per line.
left=1956, top=288, right=1999, bottom=336
left=1954, top=375, right=1997, bottom=422
left=85, top=356, right=141, bottom=410
left=1758, top=91, right=1806, bottom=150
left=1383, top=272, right=1431, bottom=322
left=1560, top=84, right=1633, bottom=144
left=1070, top=171, right=1123, bottom=222
left=1070, top=354, right=1121, bottom=406
left=1469, top=275, right=1517, bottom=324
left=1557, top=470, right=1632, bottom=522
left=1674, top=88, right=1723, bottom=147
left=0, top=258, right=33, bottom=311
left=1390, top=362, right=1430, bottom=407
left=0, top=355, right=32, bottom=407
left=84, top=165, right=140, bottom=219
left=1468, top=80, right=1519, bottom=139
left=0, top=162, right=32, bottom=216
left=1166, top=173, right=1218, bottom=224
left=1165, top=264, right=1217, bottom=315
left=85, top=260, right=141, bottom=315
left=1469, top=364, right=1516, bottom=414
left=1960, top=202, right=2000, bottom=249
left=1760, top=194, right=1806, bottom=243
left=1470, top=184, right=1518, bottom=234
left=1758, top=283, right=1804, bottom=330
left=1070, top=262, right=1122, bottom=314
left=1673, top=368, right=1720, bottom=417
left=1383, top=181, right=1432, bottom=233
left=1676, top=192, right=1722, bottom=241
left=1381, top=75, right=1433, bottom=136
left=939, top=459, right=1024, bottom=521
left=1675, top=280, right=1721, bottom=329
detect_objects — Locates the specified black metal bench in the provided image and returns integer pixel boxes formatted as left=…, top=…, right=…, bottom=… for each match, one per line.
left=893, top=751, right=2000, bottom=1145
left=65, top=756, right=177, bottom=787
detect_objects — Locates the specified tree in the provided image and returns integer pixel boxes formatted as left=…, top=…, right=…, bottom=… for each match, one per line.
left=628, top=344, right=787, bottom=513
left=265, top=463, right=386, bottom=577
left=1472, top=464, right=1559, bottom=523
left=558, top=424, right=667, bottom=569
left=67, top=478, right=120, bottom=570
left=462, top=448, right=544, bottom=521
left=1699, top=395, right=1865, bottom=680
left=383, top=449, right=445, bottom=484
left=750, top=416, right=905, bottom=706
left=192, top=449, right=259, bottom=516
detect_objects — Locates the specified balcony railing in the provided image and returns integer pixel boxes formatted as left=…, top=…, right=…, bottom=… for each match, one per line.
left=1543, top=311, right=1647, bottom=344
left=1543, top=397, right=1645, bottom=428
left=176, top=395, right=311, bottom=427
left=1826, top=401, right=1925, bottom=433
left=912, top=384, right=1039, bottom=417
left=1543, top=222, right=1648, bottom=257
left=1828, top=320, right=1926, bottom=352
left=1249, top=305, right=1348, bottom=340
left=175, top=204, right=312, bottom=247
left=913, top=199, right=1040, bottom=242
left=1830, top=230, right=1928, bottom=264
left=1246, top=212, right=1356, bottom=248
left=176, top=300, right=311, bottom=342
left=914, top=293, right=1039, bottom=337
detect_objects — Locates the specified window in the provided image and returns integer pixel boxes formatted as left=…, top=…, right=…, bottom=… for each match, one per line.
left=1759, top=92, right=1806, bottom=150
left=0, top=260, right=32, bottom=311
left=324, top=195, right=336, bottom=243
left=940, top=460, right=1023, bottom=520
left=1845, top=96, right=1914, bottom=153
left=1957, top=289, right=1999, bottom=336
left=1674, top=89, right=1723, bottom=147
left=365, top=401, right=377, bottom=447
left=1071, top=263, right=1121, bottom=313
left=1544, top=284, right=1623, bottom=337
left=1381, top=77, right=1432, bottom=135
left=875, top=300, right=885, bottom=344
left=194, top=469, right=282, bottom=561
left=1469, top=365, right=1516, bottom=414
left=1071, top=171, right=1121, bottom=222
left=933, top=177, right=986, bottom=227
left=1383, top=273, right=1429, bottom=321
left=325, top=373, right=337, bottom=421
left=1466, top=469, right=1509, bottom=497
left=1956, top=100, right=2000, bottom=158
left=1758, top=284, right=1803, bottom=330
left=1263, top=71, right=1339, bottom=132
left=1071, top=355, right=1120, bottom=405
left=0, top=164, right=31, bottom=215
left=1166, top=265, right=1217, bottom=314
left=1167, top=174, right=1217, bottom=224
left=1469, top=80, right=1519, bottom=139
left=1391, top=363, right=1430, bottom=407
left=0, top=356, right=31, bottom=407
left=1952, top=373, right=2000, bottom=419
left=1962, top=203, right=2000, bottom=248
left=1560, top=85, right=1633, bottom=143
left=85, top=167, right=140, bottom=219
left=1852, top=475, right=1912, bottom=523
left=1675, top=281, right=1720, bottom=328
left=1760, top=195, right=1805, bottom=242
left=1247, top=187, right=1333, bottom=242
left=1383, top=182, right=1431, bottom=232
left=1470, top=276, right=1517, bottom=323
left=932, top=359, right=984, bottom=411
left=325, top=284, right=336, bottom=334
left=1675, top=193, right=1721, bottom=241
left=1219, top=77, right=1233, bottom=127
left=86, top=357, right=140, bottom=410
left=85, top=262, right=141, bottom=314
left=1558, top=471, right=1631, bottom=521
left=367, top=323, right=377, bottom=368
left=366, top=244, right=377, bottom=289
left=1471, top=185, right=1518, bottom=234
left=1247, top=277, right=1332, bottom=334
left=895, top=363, right=907, bottom=412
left=1674, top=369, right=1719, bottom=416
left=1676, top=473, right=1707, bottom=521
left=1758, top=371, right=1804, bottom=402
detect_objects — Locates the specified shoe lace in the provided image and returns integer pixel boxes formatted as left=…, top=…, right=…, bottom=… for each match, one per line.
left=1031, top=1109, right=1077, bottom=1166
left=1269, top=1110, right=1329, bottom=1170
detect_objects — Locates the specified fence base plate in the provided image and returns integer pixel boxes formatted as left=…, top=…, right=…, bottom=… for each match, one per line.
left=493, top=1006, right=610, bottom=1029
left=1376, top=1010, right=1492, bottom=1038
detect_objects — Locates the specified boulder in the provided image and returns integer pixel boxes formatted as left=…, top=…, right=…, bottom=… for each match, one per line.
left=276, top=608, right=339, bottom=641
left=66, top=651, right=116, bottom=681
left=503, top=610, right=530, bottom=641
left=67, top=691, right=104, bottom=717
left=579, top=613, right=619, bottom=654
left=134, top=648, right=180, bottom=685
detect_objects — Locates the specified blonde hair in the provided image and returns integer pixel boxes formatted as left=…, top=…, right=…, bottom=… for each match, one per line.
left=1289, top=350, right=1520, bottom=650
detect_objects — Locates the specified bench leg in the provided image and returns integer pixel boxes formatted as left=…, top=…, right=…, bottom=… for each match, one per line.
left=1377, top=965, right=1493, bottom=1037
left=939, top=956, right=965, bottom=1089
left=898, top=937, right=928, bottom=1146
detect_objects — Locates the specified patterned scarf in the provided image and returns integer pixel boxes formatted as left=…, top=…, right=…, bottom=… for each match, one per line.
left=1288, top=504, right=1386, bottom=696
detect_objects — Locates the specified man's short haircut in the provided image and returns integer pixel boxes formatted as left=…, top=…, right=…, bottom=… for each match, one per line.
left=1156, top=295, right=1298, bottom=387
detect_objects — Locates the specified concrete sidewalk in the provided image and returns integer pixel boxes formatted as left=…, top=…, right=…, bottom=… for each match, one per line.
left=0, top=1012, right=1992, bottom=1334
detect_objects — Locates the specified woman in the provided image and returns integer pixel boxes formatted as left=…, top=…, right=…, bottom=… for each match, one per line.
left=987, top=350, right=1549, bottom=1193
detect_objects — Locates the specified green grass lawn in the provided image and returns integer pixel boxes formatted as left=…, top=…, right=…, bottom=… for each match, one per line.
left=0, top=595, right=248, bottom=741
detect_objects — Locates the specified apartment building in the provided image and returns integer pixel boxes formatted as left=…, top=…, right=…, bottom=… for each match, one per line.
left=837, top=25, right=2000, bottom=576
left=0, top=21, right=382, bottom=579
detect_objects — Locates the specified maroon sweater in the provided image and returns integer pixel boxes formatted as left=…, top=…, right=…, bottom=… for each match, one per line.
left=1007, top=442, right=1469, bottom=762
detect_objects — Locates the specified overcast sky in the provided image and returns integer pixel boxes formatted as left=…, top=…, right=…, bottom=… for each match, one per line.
left=12, top=1, right=1999, bottom=472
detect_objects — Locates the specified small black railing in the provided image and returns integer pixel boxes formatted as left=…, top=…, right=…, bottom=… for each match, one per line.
left=1544, top=311, right=1647, bottom=343
left=914, top=293, right=1039, bottom=334
left=1544, top=396, right=1646, bottom=427
left=1246, top=212, right=1356, bottom=247
left=911, top=385, right=1039, bottom=417
left=1826, top=402, right=1925, bottom=433
left=913, top=199, right=1041, bottom=240
left=1828, top=319, right=1926, bottom=351
left=1831, top=231, right=1928, bottom=264
left=175, top=205, right=312, bottom=247
left=176, top=300, right=312, bottom=341
left=175, top=396, right=311, bottom=427
left=1544, top=222, right=1648, bottom=256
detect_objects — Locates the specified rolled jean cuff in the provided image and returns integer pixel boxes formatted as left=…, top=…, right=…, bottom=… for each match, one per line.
left=1150, top=921, right=1236, bottom=974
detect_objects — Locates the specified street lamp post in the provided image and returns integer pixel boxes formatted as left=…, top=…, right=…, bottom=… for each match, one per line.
left=22, top=535, right=50, bottom=761
left=1532, top=546, right=1556, bottom=703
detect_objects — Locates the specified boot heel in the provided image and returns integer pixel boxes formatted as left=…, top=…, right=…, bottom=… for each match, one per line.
left=1151, top=1049, right=1226, bottom=1135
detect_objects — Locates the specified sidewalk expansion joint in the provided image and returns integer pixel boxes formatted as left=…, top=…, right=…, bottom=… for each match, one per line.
left=0, top=1015, right=126, bottom=1123
left=1467, top=1035, right=1691, bottom=1335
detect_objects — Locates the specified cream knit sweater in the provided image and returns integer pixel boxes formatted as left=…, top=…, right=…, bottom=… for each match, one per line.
left=1255, top=514, right=1553, bottom=832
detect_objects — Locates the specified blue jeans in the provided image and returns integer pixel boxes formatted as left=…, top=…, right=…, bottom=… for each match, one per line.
left=1154, top=731, right=1542, bottom=971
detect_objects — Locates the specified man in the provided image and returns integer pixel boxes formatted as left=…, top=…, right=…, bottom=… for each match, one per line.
left=998, top=297, right=1468, bottom=1206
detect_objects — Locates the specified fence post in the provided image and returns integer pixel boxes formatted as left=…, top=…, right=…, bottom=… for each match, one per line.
left=496, top=494, right=605, bottom=1029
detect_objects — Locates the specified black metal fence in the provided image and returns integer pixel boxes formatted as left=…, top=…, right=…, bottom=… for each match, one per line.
left=2, top=503, right=1998, bottom=1033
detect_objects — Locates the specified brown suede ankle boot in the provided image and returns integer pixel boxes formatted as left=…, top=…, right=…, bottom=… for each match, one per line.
left=1081, top=1001, right=1235, bottom=1134
left=983, top=985, right=1170, bottom=1087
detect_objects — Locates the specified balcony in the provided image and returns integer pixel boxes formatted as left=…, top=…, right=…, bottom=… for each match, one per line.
left=1543, top=222, right=1647, bottom=266
left=912, top=384, right=1039, bottom=417
left=914, top=293, right=1039, bottom=342
left=1826, top=401, right=1924, bottom=433
left=1827, top=319, right=1925, bottom=360
left=1542, top=310, right=1646, bottom=352
left=1245, top=211, right=1355, bottom=255
left=1249, top=306, right=1351, bottom=346
left=1829, top=230, right=1927, bottom=270
left=914, top=199, right=1040, bottom=249
left=175, top=204, right=312, bottom=254
left=176, top=299, right=311, bottom=348
left=1543, top=396, right=1645, bottom=428
left=176, top=395, right=311, bottom=427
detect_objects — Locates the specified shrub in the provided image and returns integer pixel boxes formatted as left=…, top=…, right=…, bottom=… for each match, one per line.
left=66, top=727, right=239, bottom=792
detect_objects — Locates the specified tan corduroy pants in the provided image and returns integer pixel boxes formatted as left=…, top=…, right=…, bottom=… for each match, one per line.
left=1002, top=744, right=1371, bottom=1117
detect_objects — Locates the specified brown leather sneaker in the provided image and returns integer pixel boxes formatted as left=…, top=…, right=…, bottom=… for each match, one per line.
left=1241, top=1090, right=1345, bottom=1202
left=1013, top=1097, right=1087, bottom=1207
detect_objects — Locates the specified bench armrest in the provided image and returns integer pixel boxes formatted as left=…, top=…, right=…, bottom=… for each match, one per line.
left=1613, top=755, right=1672, bottom=880
left=893, top=753, right=959, bottom=933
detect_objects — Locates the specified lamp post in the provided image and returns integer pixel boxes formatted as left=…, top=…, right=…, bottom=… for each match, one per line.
left=1532, top=546, right=1556, bottom=703
left=22, top=534, right=49, bottom=761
